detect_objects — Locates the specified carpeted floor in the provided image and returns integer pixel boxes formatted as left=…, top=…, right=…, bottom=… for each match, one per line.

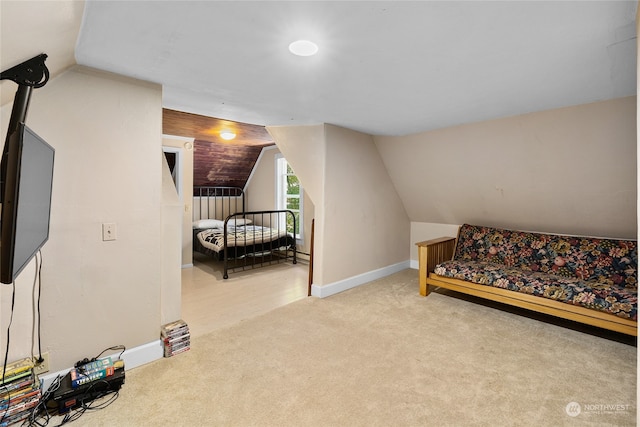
left=66, top=269, right=636, bottom=426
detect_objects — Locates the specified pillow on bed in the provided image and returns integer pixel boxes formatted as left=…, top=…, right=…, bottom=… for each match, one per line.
left=193, top=219, right=224, bottom=229
left=192, top=218, right=253, bottom=229
left=226, top=218, right=252, bottom=226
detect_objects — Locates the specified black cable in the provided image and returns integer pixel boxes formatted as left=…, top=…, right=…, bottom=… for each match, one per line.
left=2, top=281, right=16, bottom=380
left=1, top=281, right=16, bottom=423
left=55, top=379, right=119, bottom=426
left=22, top=342, right=126, bottom=427
left=36, top=251, right=43, bottom=361
left=21, top=368, right=121, bottom=427
left=23, top=374, right=62, bottom=427
left=30, top=252, right=43, bottom=364
left=92, top=345, right=125, bottom=362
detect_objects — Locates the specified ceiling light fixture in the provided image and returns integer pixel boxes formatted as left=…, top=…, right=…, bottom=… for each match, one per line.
left=288, top=40, right=319, bottom=56
left=220, top=131, right=236, bottom=140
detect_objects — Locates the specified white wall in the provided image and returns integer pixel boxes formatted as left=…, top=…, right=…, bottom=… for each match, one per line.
left=0, top=66, right=171, bottom=371
left=162, top=135, right=195, bottom=267
left=267, top=125, right=328, bottom=284
left=376, top=97, right=637, bottom=252
left=408, top=222, right=461, bottom=269
left=268, top=124, right=410, bottom=294
left=245, top=145, right=315, bottom=255
left=161, top=152, right=183, bottom=324
left=322, top=125, right=409, bottom=284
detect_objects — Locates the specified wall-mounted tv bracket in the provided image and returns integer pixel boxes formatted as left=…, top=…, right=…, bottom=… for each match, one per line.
left=1, top=53, right=49, bottom=134
left=0, top=53, right=49, bottom=88
left=0, top=53, right=49, bottom=198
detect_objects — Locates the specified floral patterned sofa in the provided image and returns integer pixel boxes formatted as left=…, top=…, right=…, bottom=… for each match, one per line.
left=416, top=224, right=638, bottom=335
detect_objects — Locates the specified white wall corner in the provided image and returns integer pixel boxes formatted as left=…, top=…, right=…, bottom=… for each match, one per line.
left=311, top=260, right=410, bottom=298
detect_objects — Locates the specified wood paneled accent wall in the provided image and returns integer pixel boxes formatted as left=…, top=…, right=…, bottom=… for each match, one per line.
left=193, top=141, right=263, bottom=188
left=163, top=108, right=275, bottom=189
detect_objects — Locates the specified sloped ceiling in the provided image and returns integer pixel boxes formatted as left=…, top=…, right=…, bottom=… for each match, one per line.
left=0, top=1, right=84, bottom=107
left=1, top=1, right=637, bottom=137
left=74, top=1, right=637, bottom=136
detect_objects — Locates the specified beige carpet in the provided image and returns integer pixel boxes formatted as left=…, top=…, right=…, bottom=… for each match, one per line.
left=70, top=269, right=635, bottom=426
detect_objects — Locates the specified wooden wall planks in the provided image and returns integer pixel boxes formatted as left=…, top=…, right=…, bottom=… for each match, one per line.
left=163, top=108, right=274, bottom=188
left=193, top=141, right=263, bottom=188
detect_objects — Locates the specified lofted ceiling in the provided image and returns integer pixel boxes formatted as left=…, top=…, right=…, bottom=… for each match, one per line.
left=1, top=1, right=638, bottom=138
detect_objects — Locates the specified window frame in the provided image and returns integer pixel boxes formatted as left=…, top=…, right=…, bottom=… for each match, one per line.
left=275, top=154, right=303, bottom=244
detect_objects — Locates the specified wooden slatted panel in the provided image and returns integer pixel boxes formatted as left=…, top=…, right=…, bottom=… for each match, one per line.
left=416, top=237, right=456, bottom=296
left=163, top=109, right=274, bottom=146
left=162, top=109, right=275, bottom=189
left=193, top=140, right=263, bottom=188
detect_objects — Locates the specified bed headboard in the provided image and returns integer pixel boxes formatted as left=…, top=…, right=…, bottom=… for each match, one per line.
left=193, top=186, right=245, bottom=221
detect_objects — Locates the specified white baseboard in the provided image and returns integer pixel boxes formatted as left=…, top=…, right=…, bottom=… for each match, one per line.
left=40, top=339, right=163, bottom=390
left=409, top=259, right=419, bottom=269
left=119, top=339, right=164, bottom=370
left=311, top=260, right=410, bottom=298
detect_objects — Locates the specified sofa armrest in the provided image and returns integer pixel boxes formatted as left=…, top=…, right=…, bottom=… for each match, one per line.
left=416, top=237, right=456, bottom=296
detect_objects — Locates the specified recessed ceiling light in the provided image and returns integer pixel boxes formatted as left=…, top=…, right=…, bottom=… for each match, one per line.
left=220, top=131, right=236, bottom=140
left=289, top=40, right=318, bottom=56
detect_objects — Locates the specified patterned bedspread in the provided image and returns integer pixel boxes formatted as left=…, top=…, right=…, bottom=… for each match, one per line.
left=197, top=225, right=289, bottom=252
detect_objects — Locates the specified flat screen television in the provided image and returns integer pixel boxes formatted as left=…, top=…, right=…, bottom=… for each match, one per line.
left=0, top=122, right=55, bottom=284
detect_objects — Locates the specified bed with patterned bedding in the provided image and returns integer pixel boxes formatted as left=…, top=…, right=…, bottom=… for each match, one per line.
left=194, top=223, right=294, bottom=259
left=192, top=209, right=297, bottom=279
left=417, top=224, right=637, bottom=335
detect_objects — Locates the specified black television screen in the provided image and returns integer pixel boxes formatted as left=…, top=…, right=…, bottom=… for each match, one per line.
left=0, top=122, right=55, bottom=284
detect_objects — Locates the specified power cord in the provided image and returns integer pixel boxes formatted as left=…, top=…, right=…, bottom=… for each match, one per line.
left=1, top=253, right=42, bottom=425
left=22, top=342, right=126, bottom=427
left=1, top=281, right=16, bottom=424
left=74, top=345, right=126, bottom=371
left=22, top=374, right=62, bottom=427
left=54, top=380, right=120, bottom=426
left=92, top=345, right=125, bottom=363
left=31, top=252, right=44, bottom=365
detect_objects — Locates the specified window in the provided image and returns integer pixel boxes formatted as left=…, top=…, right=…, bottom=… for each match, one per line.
left=276, top=155, right=303, bottom=242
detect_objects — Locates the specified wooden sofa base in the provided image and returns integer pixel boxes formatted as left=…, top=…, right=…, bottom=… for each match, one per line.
left=426, top=274, right=637, bottom=336
left=417, top=237, right=638, bottom=337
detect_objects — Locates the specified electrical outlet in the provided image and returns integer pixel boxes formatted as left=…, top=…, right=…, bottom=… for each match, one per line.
left=33, top=352, right=50, bottom=375
left=102, top=223, right=117, bottom=241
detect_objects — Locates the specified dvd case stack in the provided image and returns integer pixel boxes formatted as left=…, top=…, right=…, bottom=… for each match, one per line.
left=69, top=357, right=115, bottom=388
left=161, top=320, right=190, bottom=357
left=0, top=358, right=41, bottom=426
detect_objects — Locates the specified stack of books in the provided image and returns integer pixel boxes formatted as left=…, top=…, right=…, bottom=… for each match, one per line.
left=69, top=358, right=115, bottom=388
left=0, top=358, right=41, bottom=426
left=161, top=319, right=190, bottom=357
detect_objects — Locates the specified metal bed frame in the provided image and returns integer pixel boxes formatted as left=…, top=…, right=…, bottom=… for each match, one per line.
left=193, top=186, right=245, bottom=222
left=193, top=186, right=297, bottom=279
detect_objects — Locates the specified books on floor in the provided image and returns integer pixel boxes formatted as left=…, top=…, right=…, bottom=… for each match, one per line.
left=0, top=358, right=33, bottom=386
left=0, top=359, right=41, bottom=427
left=161, top=319, right=190, bottom=357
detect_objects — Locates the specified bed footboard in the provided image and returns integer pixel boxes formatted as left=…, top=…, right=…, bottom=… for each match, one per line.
left=416, top=237, right=456, bottom=296
left=192, top=186, right=298, bottom=279
left=223, top=210, right=297, bottom=279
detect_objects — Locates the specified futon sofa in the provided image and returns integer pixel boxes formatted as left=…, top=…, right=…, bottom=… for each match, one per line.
left=416, top=224, right=638, bottom=335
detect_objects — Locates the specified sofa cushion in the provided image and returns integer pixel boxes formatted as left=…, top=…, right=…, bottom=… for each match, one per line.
left=454, top=224, right=637, bottom=289
left=434, top=260, right=637, bottom=321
